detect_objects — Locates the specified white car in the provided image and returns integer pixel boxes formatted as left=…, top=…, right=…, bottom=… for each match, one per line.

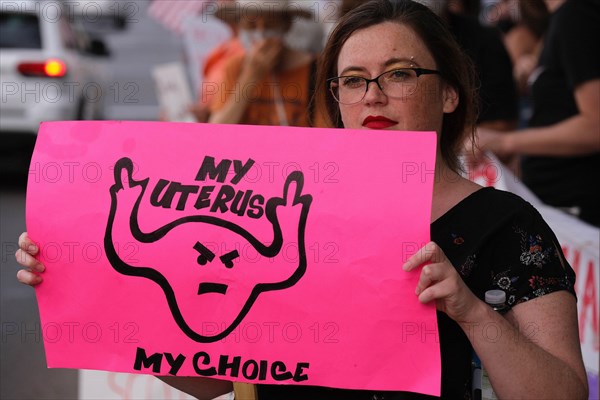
left=0, top=0, right=112, bottom=175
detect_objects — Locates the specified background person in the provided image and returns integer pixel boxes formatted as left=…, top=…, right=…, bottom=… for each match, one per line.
left=474, top=0, right=600, bottom=228
left=387, top=0, right=520, bottom=135
left=207, top=0, right=317, bottom=127
left=502, top=0, right=549, bottom=129
left=502, top=0, right=549, bottom=92
left=189, top=0, right=245, bottom=123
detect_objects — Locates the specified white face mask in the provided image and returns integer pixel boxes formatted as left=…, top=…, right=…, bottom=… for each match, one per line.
left=238, top=29, right=286, bottom=50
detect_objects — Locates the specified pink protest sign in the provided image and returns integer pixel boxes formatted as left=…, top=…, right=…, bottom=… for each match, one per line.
left=27, top=121, right=440, bottom=395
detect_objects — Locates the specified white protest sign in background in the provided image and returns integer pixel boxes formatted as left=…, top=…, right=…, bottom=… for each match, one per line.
left=151, top=62, right=196, bottom=123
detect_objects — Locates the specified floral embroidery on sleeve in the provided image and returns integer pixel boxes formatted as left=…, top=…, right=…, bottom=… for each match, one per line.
left=509, top=223, right=575, bottom=304
left=515, top=227, right=557, bottom=268
left=492, top=269, right=519, bottom=290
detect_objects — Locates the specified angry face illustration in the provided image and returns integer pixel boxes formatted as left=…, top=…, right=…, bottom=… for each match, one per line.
left=104, top=157, right=312, bottom=342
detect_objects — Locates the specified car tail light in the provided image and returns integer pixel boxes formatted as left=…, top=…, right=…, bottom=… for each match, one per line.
left=17, top=59, right=67, bottom=78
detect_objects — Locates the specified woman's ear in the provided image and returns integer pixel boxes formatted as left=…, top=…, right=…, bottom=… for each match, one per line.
left=442, top=83, right=459, bottom=114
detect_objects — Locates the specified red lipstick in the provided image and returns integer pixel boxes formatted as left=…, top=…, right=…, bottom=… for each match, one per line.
left=362, top=115, right=398, bottom=129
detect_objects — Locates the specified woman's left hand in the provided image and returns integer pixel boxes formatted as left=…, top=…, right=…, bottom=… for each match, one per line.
left=475, top=127, right=512, bottom=160
left=403, top=241, right=482, bottom=323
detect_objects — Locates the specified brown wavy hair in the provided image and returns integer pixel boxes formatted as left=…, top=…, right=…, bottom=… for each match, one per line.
left=313, top=0, right=478, bottom=173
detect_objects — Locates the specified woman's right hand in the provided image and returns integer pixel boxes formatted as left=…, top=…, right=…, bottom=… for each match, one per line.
left=15, top=232, right=45, bottom=286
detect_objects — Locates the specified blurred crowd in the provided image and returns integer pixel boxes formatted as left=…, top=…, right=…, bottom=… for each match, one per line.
left=168, top=0, right=599, bottom=228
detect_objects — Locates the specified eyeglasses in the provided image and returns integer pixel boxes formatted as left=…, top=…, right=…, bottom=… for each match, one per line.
left=327, top=67, right=441, bottom=105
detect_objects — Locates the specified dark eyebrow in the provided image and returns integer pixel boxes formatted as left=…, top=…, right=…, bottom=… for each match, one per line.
left=220, top=250, right=240, bottom=268
left=339, top=58, right=418, bottom=76
left=193, top=241, right=215, bottom=264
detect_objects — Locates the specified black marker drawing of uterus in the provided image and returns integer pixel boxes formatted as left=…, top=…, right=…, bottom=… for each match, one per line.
left=104, top=157, right=313, bottom=343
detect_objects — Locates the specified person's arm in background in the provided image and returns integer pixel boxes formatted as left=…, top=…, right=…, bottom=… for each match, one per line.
left=477, top=119, right=517, bottom=132
left=209, top=38, right=284, bottom=125
left=477, top=79, right=600, bottom=157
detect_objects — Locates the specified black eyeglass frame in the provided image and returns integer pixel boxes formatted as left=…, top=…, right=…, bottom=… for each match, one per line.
left=327, top=67, right=441, bottom=104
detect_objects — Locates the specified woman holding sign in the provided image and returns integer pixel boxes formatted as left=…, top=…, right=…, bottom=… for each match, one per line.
left=15, top=0, right=588, bottom=399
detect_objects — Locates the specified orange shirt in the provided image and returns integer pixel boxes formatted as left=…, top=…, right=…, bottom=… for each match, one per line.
left=200, top=38, right=245, bottom=107
left=209, top=54, right=315, bottom=127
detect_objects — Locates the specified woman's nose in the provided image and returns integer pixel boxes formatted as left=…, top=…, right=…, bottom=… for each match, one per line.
left=363, top=80, right=387, bottom=104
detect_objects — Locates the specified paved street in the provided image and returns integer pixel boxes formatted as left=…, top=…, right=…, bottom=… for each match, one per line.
left=1, top=187, right=78, bottom=399
left=100, top=1, right=184, bottom=121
